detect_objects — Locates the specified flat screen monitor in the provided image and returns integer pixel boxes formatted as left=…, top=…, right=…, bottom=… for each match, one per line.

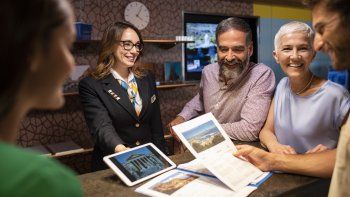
left=184, top=13, right=258, bottom=81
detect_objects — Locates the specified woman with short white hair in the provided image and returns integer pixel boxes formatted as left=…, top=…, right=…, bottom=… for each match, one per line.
left=259, top=21, right=350, bottom=154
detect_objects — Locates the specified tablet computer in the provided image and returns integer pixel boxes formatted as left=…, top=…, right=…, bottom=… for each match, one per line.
left=103, top=143, right=176, bottom=186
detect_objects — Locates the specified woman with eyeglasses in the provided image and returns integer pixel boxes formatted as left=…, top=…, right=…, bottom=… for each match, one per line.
left=79, top=22, right=168, bottom=171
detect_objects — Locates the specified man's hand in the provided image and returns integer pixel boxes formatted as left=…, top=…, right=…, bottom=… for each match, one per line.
left=268, top=142, right=297, bottom=155
left=306, top=144, right=328, bottom=154
left=168, top=116, right=185, bottom=142
left=115, top=144, right=129, bottom=153
left=234, top=145, right=274, bottom=172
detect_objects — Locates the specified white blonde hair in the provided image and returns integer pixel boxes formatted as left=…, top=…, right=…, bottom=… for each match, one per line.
left=274, top=21, right=314, bottom=50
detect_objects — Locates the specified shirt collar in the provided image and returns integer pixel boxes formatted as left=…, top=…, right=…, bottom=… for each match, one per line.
left=110, top=68, right=135, bottom=83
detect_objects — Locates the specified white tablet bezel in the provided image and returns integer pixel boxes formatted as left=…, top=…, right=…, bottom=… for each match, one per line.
left=103, top=143, right=176, bottom=186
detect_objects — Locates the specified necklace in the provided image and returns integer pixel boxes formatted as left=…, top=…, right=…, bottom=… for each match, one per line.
left=295, top=74, right=314, bottom=95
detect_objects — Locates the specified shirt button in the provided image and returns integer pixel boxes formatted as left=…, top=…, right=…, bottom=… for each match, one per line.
left=135, top=123, right=140, bottom=128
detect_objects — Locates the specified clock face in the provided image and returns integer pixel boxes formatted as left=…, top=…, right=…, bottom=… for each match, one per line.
left=124, top=1, right=150, bottom=30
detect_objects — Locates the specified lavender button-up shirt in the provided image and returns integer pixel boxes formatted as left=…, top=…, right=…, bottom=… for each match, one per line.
left=179, top=62, right=275, bottom=141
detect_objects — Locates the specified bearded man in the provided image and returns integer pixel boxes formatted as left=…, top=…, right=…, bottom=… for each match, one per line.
left=169, top=17, right=275, bottom=141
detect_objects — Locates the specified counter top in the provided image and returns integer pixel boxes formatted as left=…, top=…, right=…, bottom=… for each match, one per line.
left=79, top=150, right=330, bottom=196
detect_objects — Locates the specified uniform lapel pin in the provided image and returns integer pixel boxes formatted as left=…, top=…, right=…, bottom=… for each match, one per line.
left=108, top=89, right=121, bottom=101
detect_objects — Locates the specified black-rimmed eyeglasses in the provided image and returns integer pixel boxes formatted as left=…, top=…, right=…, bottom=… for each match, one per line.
left=118, top=40, right=143, bottom=52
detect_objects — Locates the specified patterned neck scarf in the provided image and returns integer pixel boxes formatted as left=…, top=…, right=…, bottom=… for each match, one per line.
left=119, top=77, right=142, bottom=116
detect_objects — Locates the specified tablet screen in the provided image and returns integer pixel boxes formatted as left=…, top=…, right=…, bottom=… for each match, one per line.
left=109, top=144, right=172, bottom=182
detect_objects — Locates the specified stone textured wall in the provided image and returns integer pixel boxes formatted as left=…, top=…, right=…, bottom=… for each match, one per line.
left=70, top=0, right=253, bottom=80
left=17, top=0, right=253, bottom=172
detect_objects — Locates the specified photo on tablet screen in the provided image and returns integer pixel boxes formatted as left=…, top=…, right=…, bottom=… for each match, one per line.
left=182, top=120, right=225, bottom=153
left=110, top=145, right=171, bottom=182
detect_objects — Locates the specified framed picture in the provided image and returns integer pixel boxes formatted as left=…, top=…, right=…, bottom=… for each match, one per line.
left=164, top=61, right=183, bottom=82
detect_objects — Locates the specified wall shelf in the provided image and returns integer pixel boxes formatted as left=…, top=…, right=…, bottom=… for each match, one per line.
left=144, top=39, right=193, bottom=44
left=63, top=82, right=197, bottom=96
left=156, top=82, right=196, bottom=89
left=74, top=39, right=193, bottom=49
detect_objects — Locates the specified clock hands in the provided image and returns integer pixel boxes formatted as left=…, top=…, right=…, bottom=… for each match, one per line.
left=136, top=6, right=142, bottom=17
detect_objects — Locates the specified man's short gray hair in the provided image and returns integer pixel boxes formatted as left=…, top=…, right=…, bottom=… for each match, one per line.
left=216, top=17, right=252, bottom=44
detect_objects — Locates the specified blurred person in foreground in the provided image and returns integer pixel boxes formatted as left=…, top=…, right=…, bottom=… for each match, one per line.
left=0, top=0, right=82, bottom=196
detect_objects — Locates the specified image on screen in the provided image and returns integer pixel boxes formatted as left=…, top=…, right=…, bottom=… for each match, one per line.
left=183, top=13, right=258, bottom=81
left=111, top=145, right=171, bottom=182
left=185, top=23, right=217, bottom=73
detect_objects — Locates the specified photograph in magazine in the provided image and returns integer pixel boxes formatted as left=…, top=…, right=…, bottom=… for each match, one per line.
left=172, top=113, right=264, bottom=192
left=151, top=172, right=199, bottom=195
left=172, top=113, right=236, bottom=156
left=182, top=120, right=225, bottom=153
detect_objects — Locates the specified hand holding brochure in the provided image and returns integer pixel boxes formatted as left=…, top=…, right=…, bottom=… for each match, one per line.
left=172, top=112, right=265, bottom=191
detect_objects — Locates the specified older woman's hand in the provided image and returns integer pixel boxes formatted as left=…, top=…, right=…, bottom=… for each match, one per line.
left=305, top=144, right=329, bottom=154
left=268, top=142, right=297, bottom=155
left=234, top=145, right=273, bottom=172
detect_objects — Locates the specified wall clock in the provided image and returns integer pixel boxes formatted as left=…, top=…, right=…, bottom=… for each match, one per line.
left=124, top=1, right=150, bottom=30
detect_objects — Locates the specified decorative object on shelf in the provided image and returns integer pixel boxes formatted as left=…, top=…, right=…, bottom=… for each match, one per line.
left=175, top=36, right=194, bottom=42
left=124, top=1, right=150, bottom=30
left=164, top=61, right=183, bottom=82
left=75, top=22, right=92, bottom=40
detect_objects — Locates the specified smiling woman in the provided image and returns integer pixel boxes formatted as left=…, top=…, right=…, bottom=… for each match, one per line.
left=79, top=21, right=168, bottom=171
left=259, top=21, right=350, bottom=155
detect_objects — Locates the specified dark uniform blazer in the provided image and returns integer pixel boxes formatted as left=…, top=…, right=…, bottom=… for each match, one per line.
left=79, top=72, right=167, bottom=170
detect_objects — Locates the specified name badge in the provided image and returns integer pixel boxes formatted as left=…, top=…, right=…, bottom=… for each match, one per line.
left=151, top=94, right=156, bottom=103
left=108, top=89, right=120, bottom=101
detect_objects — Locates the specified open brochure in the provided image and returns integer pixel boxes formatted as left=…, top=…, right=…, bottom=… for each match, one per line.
left=172, top=112, right=266, bottom=191
left=136, top=113, right=271, bottom=196
left=136, top=159, right=271, bottom=197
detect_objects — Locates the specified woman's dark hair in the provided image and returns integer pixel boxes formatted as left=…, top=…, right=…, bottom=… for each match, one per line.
left=0, top=0, right=69, bottom=119
left=85, top=21, right=146, bottom=80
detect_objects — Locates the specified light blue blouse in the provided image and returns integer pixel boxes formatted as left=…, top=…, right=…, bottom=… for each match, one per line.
left=274, top=77, right=350, bottom=153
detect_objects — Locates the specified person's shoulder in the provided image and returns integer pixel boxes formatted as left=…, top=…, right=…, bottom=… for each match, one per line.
left=0, top=143, right=82, bottom=197
left=251, top=62, right=274, bottom=74
left=79, top=74, right=110, bottom=91
left=33, top=157, right=82, bottom=197
left=278, top=77, right=288, bottom=85
left=138, top=70, right=156, bottom=83
left=79, top=75, right=98, bottom=86
left=202, top=63, right=219, bottom=77
left=248, top=62, right=275, bottom=83
left=275, top=77, right=289, bottom=92
left=202, top=63, right=218, bottom=72
left=323, top=80, right=350, bottom=97
left=142, top=70, right=153, bottom=79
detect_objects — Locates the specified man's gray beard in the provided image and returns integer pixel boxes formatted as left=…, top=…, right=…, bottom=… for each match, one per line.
left=219, top=58, right=249, bottom=86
